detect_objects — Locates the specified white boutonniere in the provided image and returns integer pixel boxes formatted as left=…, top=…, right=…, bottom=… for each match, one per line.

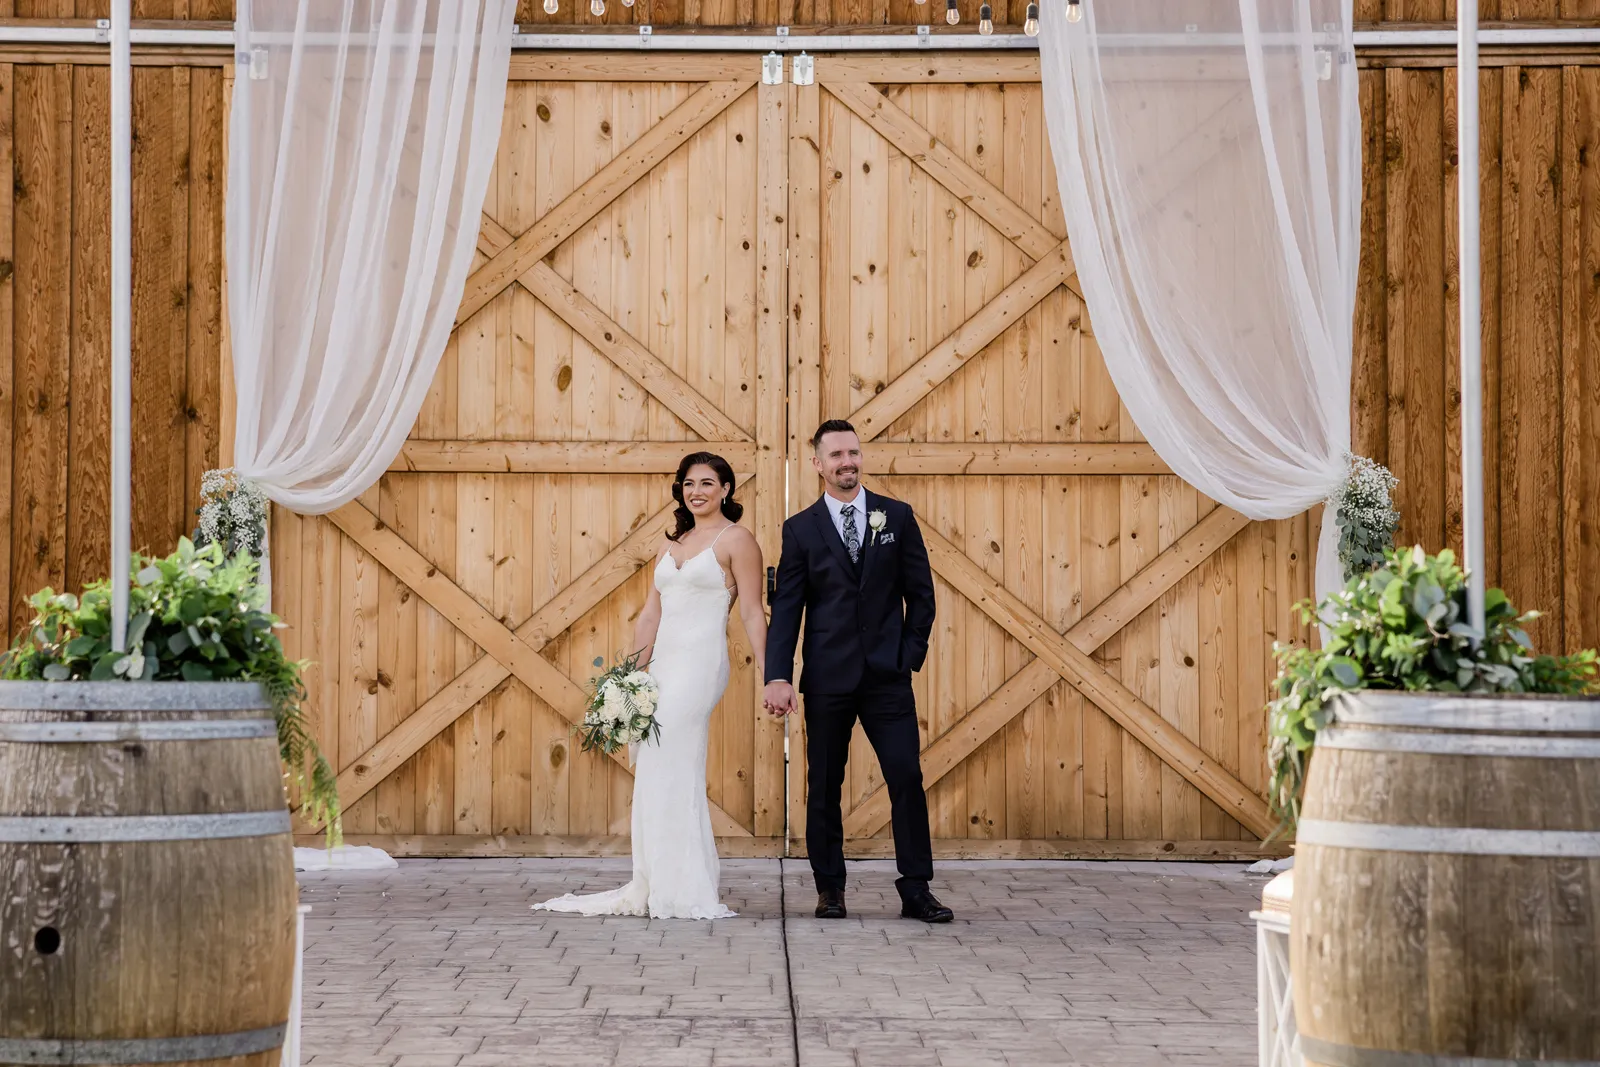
left=868, top=509, right=888, bottom=545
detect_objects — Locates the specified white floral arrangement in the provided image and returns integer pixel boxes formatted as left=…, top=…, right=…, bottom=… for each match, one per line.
left=194, top=468, right=269, bottom=560
left=577, top=651, right=661, bottom=755
left=1327, top=452, right=1400, bottom=581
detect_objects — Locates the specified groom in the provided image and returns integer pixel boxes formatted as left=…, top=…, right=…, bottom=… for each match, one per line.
left=764, top=420, right=952, bottom=923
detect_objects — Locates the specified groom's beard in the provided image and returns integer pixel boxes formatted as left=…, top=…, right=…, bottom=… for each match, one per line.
left=830, top=469, right=859, bottom=491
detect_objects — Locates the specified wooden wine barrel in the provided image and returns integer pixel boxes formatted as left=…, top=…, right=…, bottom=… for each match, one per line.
left=0, top=681, right=297, bottom=1067
left=1293, top=690, right=1600, bottom=1066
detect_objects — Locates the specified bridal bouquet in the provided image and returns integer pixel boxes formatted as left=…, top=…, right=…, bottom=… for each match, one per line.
left=577, top=651, right=661, bottom=755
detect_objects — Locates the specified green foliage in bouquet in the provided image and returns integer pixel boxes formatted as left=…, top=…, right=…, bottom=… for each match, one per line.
left=1, top=538, right=341, bottom=844
left=578, top=650, right=661, bottom=755
left=1267, top=545, right=1598, bottom=834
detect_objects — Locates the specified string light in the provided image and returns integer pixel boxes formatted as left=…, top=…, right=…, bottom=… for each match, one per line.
left=544, top=0, right=558, bottom=12
left=623, top=0, right=635, bottom=7
left=978, top=2, right=993, bottom=34
left=1066, top=0, right=1083, bottom=23
left=1023, top=1, right=1039, bottom=34
left=945, top=0, right=959, bottom=24
left=915, top=0, right=926, bottom=6
left=590, top=0, right=605, bottom=14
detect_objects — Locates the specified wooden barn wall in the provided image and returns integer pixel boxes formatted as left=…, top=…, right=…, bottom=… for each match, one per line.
left=0, top=50, right=1595, bottom=852
left=1354, top=60, right=1600, bottom=656
left=0, top=61, right=226, bottom=639
left=0, top=2, right=1595, bottom=26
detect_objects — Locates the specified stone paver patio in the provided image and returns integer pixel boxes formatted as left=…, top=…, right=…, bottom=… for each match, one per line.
left=297, top=858, right=1267, bottom=1067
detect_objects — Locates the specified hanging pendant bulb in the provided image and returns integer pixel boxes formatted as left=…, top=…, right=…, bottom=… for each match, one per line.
left=623, top=0, right=635, bottom=7
left=914, top=0, right=927, bottom=6
left=978, top=2, right=993, bottom=33
left=1023, top=1, right=1039, bottom=34
left=590, top=0, right=605, bottom=14
left=945, top=0, right=959, bottom=24
left=1065, top=0, right=1083, bottom=23
left=544, top=0, right=558, bottom=12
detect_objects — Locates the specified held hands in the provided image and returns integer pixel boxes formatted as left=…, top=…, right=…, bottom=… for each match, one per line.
left=762, top=680, right=797, bottom=718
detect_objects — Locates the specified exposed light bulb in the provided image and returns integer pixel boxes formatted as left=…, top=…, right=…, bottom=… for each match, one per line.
left=1023, top=1, right=1039, bottom=35
left=543, top=0, right=558, bottom=12
left=978, top=2, right=993, bottom=34
left=590, top=0, right=605, bottom=14
left=914, top=0, right=926, bottom=6
left=623, top=0, right=635, bottom=6
left=1065, top=0, right=1082, bottom=23
left=945, top=0, right=959, bottom=24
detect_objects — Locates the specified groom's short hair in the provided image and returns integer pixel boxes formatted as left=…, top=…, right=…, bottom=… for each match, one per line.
left=811, top=419, right=858, bottom=451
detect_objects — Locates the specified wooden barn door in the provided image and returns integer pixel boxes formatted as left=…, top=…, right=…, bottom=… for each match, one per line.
left=277, top=56, right=789, bottom=856
left=784, top=56, right=1310, bottom=859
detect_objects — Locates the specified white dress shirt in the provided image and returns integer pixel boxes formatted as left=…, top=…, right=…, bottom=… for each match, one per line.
left=822, top=487, right=867, bottom=549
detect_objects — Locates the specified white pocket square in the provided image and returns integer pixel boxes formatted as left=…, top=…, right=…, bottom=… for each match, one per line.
left=880, top=532, right=896, bottom=545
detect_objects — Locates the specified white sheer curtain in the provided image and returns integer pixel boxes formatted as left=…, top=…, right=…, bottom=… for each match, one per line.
left=228, top=0, right=515, bottom=514
left=1039, top=0, right=1361, bottom=601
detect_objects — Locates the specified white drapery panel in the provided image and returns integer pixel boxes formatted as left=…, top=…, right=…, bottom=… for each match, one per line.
left=227, top=0, right=515, bottom=513
left=1039, top=0, right=1361, bottom=601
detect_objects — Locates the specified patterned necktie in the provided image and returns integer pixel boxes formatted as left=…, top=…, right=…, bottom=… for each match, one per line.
left=841, top=504, right=861, bottom=565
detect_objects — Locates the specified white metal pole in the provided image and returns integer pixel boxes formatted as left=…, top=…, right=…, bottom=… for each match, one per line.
left=1458, top=0, right=1486, bottom=637
left=110, top=0, right=132, bottom=653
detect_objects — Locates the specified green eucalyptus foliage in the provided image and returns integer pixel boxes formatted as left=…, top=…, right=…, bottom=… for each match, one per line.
left=1, top=537, right=340, bottom=844
left=1267, top=545, right=1598, bottom=834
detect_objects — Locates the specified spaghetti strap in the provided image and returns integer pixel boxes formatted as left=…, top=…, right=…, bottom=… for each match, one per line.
left=708, top=523, right=735, bottom=550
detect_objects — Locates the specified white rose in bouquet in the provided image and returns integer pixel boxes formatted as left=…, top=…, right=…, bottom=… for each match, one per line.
left=579, top=652, right=663, bottom=756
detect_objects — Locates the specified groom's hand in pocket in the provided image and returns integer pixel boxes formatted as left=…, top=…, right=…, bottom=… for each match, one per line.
left=763, top=680, right=797, bottom=717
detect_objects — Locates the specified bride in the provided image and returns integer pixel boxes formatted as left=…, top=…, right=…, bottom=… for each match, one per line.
left=533, top=452, right=768, bottom=920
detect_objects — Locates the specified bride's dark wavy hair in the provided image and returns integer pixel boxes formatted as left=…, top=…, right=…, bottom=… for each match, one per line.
left=668, top=452, right=743, bottom=542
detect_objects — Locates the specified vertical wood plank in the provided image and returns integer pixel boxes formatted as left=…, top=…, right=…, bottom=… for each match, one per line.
left=965, top=83, right=1011, bottom=842
left=1001, top=81, right=1045, bottom=841
left=67, top=66, right=109, bottom=593
left=1501, top=65, right=1565, bottom=650
left=568, top=78, right=615, bottom=838
left=11, top=65, right=72, bottom=635
left=1565, top=67, right=1600, bottom=654
left=130, top=66, right=189, bottom=557
left=1353, top=70, right=1389, bottom=471
left=607, top=81, right=653, bottom=837
left=1119, top=475, right=1162, bottom=840
left=493, top=84, right=538, bottom=840
left=186, top=68, right=225, bottom=528
left=0, top=64, right=12, bottom=632
left=413, top=326, right=459, bottom=833
left=922, top=84, right=967, bottom=841
left=375, top=474, right=418, bottom=837
left=1157, top=476, right=1201, bottom=841
left=1386, top=67, right=1448, bottom=557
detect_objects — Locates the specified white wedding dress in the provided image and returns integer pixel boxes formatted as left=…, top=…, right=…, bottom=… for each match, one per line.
left=532, top=539, right=737, bottom=920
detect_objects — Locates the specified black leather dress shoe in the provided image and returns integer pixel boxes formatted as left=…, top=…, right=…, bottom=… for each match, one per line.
left=815, top=889, right=847, bottom=919
left=900, top=890, right=954, bottom=923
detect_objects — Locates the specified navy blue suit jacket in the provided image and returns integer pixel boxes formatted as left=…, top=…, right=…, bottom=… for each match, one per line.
left=764, top=490, right=937, bottom=696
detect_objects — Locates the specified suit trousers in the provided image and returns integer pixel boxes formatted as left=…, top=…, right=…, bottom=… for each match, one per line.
left=804, top=673, right=934, bottom=900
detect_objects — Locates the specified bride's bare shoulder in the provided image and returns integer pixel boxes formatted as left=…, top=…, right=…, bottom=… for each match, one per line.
left=721, top=524, right=761, bottom=552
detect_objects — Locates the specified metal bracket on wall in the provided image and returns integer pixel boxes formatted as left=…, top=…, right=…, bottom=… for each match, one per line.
left=639, top=24, right=653, bottom=46
left=95, top=18, right=110, bottom=43
left=918, top=25, right=931, bottom=46
left=792, top=52, right=814, bottom=85
left=762, top=51, right=784, bottom=84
